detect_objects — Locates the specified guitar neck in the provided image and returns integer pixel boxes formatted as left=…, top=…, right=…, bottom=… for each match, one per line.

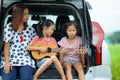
left=51, top=48, right=75, bottom=53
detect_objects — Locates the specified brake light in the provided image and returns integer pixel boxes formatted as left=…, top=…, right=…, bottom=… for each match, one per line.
left=92, top=22, right=104, bottom=65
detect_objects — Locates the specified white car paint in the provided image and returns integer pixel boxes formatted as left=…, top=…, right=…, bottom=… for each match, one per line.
left=85, top=0, right=112, bottom=80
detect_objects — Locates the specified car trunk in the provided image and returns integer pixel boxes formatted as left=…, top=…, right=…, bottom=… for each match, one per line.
left=0, top=0, right=93, bottom=79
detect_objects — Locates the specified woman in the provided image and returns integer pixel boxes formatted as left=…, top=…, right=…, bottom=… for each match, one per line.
left=0, top=4, right=36, bottom=80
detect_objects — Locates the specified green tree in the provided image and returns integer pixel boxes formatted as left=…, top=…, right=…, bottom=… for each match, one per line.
left=107, top=31, right=120, bottom=43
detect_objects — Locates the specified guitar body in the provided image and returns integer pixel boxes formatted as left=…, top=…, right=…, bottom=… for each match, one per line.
left=32, top=41, right=57, bottom=59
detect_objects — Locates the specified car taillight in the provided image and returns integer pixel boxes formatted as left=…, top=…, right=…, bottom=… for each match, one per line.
left=92, top=22, right=104, bottom=65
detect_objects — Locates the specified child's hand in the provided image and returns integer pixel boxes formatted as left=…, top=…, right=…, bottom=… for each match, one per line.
left=74, top=48, right=80, bottom=54
left=60, top=48, right=68, bottom=54
left=40, top=47, right=48, bottom=52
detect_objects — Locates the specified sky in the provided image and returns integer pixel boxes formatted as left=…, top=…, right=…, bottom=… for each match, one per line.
left=86, top=0, right=120, bottom=35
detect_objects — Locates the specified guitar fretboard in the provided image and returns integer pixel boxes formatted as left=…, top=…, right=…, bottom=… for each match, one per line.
left=51, top=48, right=75, bottom=53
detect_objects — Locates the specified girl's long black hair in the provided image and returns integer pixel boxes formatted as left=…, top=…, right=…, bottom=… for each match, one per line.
left=37, top=19, right=54, bottom=37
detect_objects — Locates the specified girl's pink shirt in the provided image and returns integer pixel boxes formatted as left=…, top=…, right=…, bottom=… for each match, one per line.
left=58, top=36, right=82, bottom=60
left=30, top=35, right=57, bottom=47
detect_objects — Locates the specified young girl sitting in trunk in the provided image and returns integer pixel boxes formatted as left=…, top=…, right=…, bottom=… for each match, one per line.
left=58, top=21, right=86, bottom=80
left=26, top=19, right=66, bottom=80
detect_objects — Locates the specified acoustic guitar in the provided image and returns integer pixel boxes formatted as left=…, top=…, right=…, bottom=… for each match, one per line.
left=31, top=41, right=87, bottom=59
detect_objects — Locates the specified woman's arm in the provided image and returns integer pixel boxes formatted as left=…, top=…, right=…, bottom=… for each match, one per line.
left=4, top=42, right=12, bottom=74
left=4, top=42, right=10, bottom=63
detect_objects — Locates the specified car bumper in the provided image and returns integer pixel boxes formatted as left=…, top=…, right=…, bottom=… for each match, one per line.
left=36, top=65, right=112, bottom=80
left=0, top=65, right=112, bottom=80
left=85, top=65, right=112, bottom=80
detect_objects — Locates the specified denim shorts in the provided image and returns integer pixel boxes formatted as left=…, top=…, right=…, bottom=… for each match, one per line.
left=63, top=58, right=81, bottom=64
left=36, top=58, right=55, bottom=68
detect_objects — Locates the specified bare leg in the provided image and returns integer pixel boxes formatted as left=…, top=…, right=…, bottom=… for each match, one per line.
left=81, top=54, right=86, bottom=68
left=33, top=58, right=52, bottom=80
left=63, top=61, right=73, bottom=80
left=51, top=56, right=66, bottom=80
left=73, top=62, right=85, bottom=80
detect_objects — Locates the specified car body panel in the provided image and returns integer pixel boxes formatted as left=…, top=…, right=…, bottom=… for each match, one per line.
left=86, top=0, right=112, bottom=79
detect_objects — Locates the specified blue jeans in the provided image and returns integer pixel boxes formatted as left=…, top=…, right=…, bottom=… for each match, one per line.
left=1, top=65, right=34, bottom=80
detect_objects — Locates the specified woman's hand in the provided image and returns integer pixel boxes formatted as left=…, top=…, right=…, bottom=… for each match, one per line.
left=4, top=62, right=12, bottom=74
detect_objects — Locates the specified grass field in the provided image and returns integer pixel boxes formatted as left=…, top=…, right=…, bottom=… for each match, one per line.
left=108, top=44, right=120, bottom=80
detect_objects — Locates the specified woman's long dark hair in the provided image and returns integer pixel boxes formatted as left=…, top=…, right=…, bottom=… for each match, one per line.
left=11, top=3, right=28, bottom=32
left=37, top=19, right=54, bottom=37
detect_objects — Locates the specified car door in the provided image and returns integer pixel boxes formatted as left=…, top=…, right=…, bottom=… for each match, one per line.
left=0, top=0, right=3, bottom=51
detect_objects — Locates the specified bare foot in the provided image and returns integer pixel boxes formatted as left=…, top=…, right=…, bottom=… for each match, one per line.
left=62, top=76, right=66, bottom=80
left=82, top=64, right=86, bottom=68
left=62, top=78, right=66, bottom=80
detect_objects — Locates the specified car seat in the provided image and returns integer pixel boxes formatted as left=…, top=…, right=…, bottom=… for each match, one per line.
left=52, top=15, right=70, bottom=41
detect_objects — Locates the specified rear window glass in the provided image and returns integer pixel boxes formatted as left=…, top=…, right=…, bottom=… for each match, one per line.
left=4, top=15, right=74, bottom=28
left=3, top=2, right=83, bottom=42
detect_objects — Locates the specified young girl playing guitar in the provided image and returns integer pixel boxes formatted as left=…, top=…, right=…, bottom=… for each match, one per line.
left=26, top=19, right=66, bottom=80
